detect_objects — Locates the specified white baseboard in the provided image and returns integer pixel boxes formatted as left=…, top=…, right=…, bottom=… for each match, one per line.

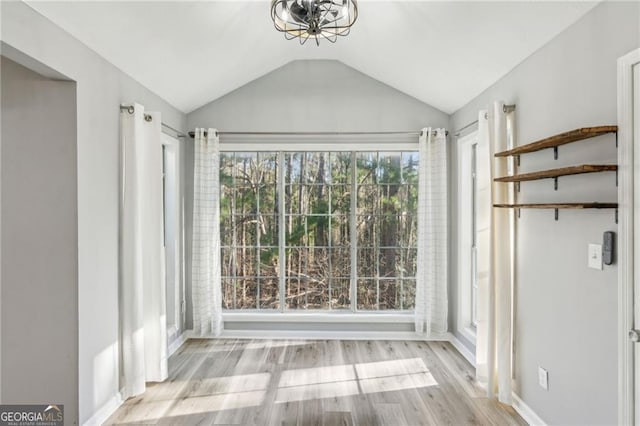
left=82, top=333, right=187, bottom=426
left=447, top=333, right=476, bottom=365
left=82, top=392, right=123, bottom=426
left=223, top=312, right=413, bottom=323
left=445, top=336, right=545, bottom=426
left=442, top=335, right=544, bottom=425
left=168, top=331, right=188, bottom=356
left=185, top=329, right=450, bottom=341
left=512, top=392, right=547, bottom=426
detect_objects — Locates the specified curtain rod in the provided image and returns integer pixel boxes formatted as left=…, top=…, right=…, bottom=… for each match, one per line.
left=162, top=123, right=187, bottom=139
left=187, top=129, right=449, bottom=138
left=119, top=105, right=187, bottom=138
left=119, top=105, right=453, bottom=139
left=454, top=119, right=481, bottom=136
left=454, top=104, right=516, bottom=136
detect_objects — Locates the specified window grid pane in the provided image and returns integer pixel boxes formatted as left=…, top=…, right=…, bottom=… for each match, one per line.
left=220, top=150, right=417, bottom=311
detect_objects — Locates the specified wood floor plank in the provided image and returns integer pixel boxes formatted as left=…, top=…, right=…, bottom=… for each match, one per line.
left=106, top=339, right=526, bottom=426
left=428, top=341, right=485, bottom=398
left=322, top=410, right=354, bottom=426
left=471, top=398, right=529, bottom=426
left=373, top=402, right=410, bottom=426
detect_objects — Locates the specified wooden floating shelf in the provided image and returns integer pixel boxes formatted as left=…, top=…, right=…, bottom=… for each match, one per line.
left=494, top=203, right=618, bottom=209
left=494, top=164, right=617, bottom=183
left=495, top=126, right=617, bottom=158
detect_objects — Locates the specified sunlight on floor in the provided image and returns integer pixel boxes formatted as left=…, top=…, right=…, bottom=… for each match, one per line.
left=276, top=378, right=361, bottom=402
left=245, top=340, right=311, bottom=350
left=279, top=364, right=356, bottom=387
left=275, top=358, right=438, bottom=403
left=171, top=340, right=312, bottom=355
left=192, top=372, right=272, bottom=397
left=109, top=373, right=272, bottom=422
left=114, top=357, right=439, bottom=423
left=170, top=390, right=267, bottom=416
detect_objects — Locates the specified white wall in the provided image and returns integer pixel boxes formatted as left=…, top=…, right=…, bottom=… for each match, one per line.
left=450, top=2, right=639, bottom=424
left=0, top=2, right=187, bottom=423
left=185, top=59, right=450, bottom=328
left=1, top=56, right=78, bottom=423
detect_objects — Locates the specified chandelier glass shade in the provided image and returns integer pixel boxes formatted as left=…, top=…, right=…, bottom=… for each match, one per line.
left=271, top=0, right=358, bottom=46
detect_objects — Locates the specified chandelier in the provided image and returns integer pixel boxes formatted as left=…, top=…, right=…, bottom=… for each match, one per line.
left=271, top=0, right=358, bottom=46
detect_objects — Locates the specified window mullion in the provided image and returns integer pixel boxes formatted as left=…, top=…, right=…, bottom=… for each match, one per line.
left=375, top=154, right=381, bottom=311
left=350, top=151, right=358, bottom=312
left=256, top=154, right=261, bottom=309
left=231, top=153, right=238, bottom=309
left=328, top=153, right=333, bottom=310
left=278, top=151, right=286, bottom=312
left=400, top=153, right=404, bottom=310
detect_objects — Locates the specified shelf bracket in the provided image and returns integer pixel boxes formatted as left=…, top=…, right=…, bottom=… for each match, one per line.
left=616, top=170, right=619, bottom=187
left=616, top=208, right=619, bottom=224
left=616, top=132, right=618, bottom=148
left=553, top=146, right=558, bottom=160
left=516, top=181, right=521, bottom=192
left=555, top=208, right=559, bottom=221
left=554, top=177, right=558, bottom=191
left=516, top=155, right=520, bottom=167
left=517, top=208, right=521, bottom=219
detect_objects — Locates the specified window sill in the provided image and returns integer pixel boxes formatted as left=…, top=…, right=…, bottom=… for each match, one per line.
left=222, top=311, right=414, bottom=324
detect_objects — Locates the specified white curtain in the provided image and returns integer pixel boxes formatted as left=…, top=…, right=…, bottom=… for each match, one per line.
left=415, top=127, right=448, bottom=336
left=191, top=128, right=223, bottom=336
left=476, top=101, right=515, bottom=403
left=120, top=103, right=168, bottom=398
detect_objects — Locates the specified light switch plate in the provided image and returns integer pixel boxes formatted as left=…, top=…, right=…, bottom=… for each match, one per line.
left=588, top=244, right=603, bottom=270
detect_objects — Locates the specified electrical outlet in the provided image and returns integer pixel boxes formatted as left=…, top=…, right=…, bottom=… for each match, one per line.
left=588, top=243, right=603, bottom=270
left=538, top=367, right=549, bottom=390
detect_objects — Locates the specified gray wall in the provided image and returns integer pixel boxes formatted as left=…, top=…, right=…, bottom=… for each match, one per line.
left=185, top=59, right=449, bottom=329
left=187, top=59, right=450, bottom=132
left=1, top=56, right=78, bottom=424
left=450, top=2, right=639, bottom=424
left=1, top=2, right=187, bottom=423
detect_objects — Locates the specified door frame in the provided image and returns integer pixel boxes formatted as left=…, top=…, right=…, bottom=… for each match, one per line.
left=618, top=47, right=640, bottom=426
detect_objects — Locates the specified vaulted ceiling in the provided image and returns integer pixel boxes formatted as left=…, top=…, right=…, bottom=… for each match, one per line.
left=26, top=1, right=598, bottom=114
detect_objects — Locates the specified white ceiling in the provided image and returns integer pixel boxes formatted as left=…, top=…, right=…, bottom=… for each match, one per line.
left=26, top=1, right=598, bottom=114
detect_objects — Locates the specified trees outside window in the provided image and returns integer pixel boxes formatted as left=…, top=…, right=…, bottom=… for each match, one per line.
left=220, top=150, right=418, bottom=311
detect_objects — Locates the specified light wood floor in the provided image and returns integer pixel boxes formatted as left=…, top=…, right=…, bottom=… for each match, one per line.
left=106, top=339, right=526, bottom=425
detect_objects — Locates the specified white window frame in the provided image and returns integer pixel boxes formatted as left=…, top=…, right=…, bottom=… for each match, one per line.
left=162, top=133, right=184, bottom=341
left=457, top=130, right=479, bottom=343
left=219, top=135, right=420, bottom=314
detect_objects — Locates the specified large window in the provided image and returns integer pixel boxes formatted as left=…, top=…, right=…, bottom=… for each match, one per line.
left=457, top=131, right=480, bottom=341
left=220, top=150, right=418, bottom=311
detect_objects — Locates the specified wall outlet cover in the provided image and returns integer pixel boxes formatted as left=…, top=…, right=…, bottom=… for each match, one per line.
left=588, top=243, right=603, bottom=270
left=538, top=367, right=549, bottom=390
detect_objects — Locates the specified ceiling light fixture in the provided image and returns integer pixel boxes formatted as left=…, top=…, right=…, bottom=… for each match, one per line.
left=271, top=0, right=358, bottom=46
